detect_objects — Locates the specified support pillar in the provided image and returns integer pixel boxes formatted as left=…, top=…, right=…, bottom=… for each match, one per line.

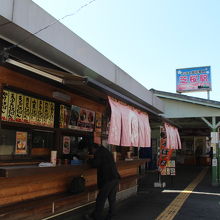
left=201, top=117, right=220, bottom=186
left=211, top=131, right=219, bottom=186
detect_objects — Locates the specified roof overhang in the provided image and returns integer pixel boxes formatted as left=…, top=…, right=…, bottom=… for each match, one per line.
left=0, top=0, right=164, bottom=115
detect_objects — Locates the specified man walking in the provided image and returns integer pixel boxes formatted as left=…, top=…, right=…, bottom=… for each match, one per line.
left=84, top=144, right=120, bottom=220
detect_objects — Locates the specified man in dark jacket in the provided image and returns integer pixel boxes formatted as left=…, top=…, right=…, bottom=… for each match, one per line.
left=84, top=144, right=120, bottom=220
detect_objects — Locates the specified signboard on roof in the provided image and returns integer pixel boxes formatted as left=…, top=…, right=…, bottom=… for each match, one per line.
left=176, top=66, right=211, bottom=93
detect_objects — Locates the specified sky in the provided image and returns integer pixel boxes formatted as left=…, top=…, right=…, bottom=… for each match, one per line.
left=32, top=0, right=220, bottom=101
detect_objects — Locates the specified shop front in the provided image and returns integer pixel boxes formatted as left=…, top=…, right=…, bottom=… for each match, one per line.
left=0, top=63, right=151, bottom=219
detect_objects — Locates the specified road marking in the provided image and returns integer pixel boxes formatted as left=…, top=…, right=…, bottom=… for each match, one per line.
left=155, top=167, right=209, bottom=220
left=163, top=189, right=220, bottom=197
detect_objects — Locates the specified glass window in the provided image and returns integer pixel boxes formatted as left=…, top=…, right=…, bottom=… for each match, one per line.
left=0, top=129, right=16, bottom=156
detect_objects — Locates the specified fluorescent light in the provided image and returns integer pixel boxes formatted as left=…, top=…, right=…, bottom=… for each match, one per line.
left=6, top=58, right=63, bottom=83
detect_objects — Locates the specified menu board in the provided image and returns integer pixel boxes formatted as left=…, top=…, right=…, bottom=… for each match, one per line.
left=1, top=90, right=55, bottom=128
left=60, top=104, right=96, bottom=132
left=69, top=105, right=95, bottom=132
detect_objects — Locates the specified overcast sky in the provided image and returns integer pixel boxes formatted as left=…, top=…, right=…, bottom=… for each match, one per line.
left=33, top=0, right=220, bottom=101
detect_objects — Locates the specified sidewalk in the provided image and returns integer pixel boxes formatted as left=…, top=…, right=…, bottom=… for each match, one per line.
left=48, top=166, right=219, bottom=220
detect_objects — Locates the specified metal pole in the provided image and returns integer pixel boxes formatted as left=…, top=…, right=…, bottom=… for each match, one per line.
left=207, top=91, right=210, bottom=100
left=211, top=130, right=219, bottom=186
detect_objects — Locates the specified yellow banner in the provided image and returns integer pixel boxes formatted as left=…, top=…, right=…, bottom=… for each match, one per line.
left=48, top=102, right=55, bottom=127
left=43, top=101, right=50, bottom=127
left=16, top=93, right=24, bottom=123
left=60, top=105, right=65, bottom=128
left=37, top=99, right=44, bottom=126
left=30, top=98, right=38, bottom=125
left=1, top=90, right=9, bottom=121
left=7, top=91, right=17, bottom=122
left=23, top=96, right=31, bottom=123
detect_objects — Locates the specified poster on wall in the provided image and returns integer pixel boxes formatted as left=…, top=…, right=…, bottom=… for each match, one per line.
left=15, top=131, right=28, bottom=154
left=68, top=105, right=95, bottom=132
left=63, top=136, right=71, bottom=154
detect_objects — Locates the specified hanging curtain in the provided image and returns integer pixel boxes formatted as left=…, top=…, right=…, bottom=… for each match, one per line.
left=108, top=97, right=122, bottom=146
left=164, top=123, right=181, bottom=149
left=108, top=96, right=151, bottom=147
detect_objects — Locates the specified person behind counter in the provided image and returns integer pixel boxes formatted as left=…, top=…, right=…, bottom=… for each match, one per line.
left=84, top=144, right=120, bottom=220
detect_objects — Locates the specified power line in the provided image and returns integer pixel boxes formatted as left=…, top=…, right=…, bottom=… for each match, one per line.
left=4, top=0, right=96, bottom=51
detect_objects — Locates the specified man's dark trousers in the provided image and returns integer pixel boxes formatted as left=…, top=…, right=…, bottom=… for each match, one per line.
left=92, top=179, right=119, bottom=220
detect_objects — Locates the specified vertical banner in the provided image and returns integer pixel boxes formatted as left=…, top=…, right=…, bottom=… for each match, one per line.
left=23, top=96, right=31, bottom=123
left=158, top=126, right=175, bottom=176
left=30, top=98, right=38, bottom=125
left=1, top=90, right=9, bottom=121
left=43, top=101, right=50, bottom=127
left=7, top=91, right=17, bottom=122
left=37, top=99, right=44, bottom=126
left=15, top=131, right=28, bottom=154
left=59, top=104, right=65, bottom=128
left=15, top=93, right=24, bottom=123
left=48, top=102, right=55, bottom=128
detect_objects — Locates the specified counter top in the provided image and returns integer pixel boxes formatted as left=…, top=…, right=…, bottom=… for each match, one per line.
left=0, top=159, right=148, bottom=178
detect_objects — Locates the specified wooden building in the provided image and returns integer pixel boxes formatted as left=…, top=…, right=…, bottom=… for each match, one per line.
left=0, top=1, right=164, bottom=219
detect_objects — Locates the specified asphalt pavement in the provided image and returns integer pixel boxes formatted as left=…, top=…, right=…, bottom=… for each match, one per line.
left=47, top=165, right=220, bottom=220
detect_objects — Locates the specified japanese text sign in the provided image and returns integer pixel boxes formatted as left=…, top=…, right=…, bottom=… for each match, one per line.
left=176, top=66, right=211, bottom=93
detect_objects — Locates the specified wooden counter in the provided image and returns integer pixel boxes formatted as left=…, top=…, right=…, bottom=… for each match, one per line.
left=0, top=159, right=147, bottom=207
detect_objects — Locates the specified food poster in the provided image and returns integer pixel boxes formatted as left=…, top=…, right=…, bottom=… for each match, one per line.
left=7, top=91, right=17, bottom=122
left=63, top=136, right=71, bottom=154
left=95, top=112, right=102, bottom=132
left=1, top=90, right=9, bottom=121
left=37, top=99, right=44, bottom=126
left=15, top=93, right=24, bottom=123
left=78, top=108, right=95, bottom=131
left=15, top=131, right=28, bottom=154
left=43, top=101, right=50, bottom=127
left=48, top=102, right=55, bottom=128
left=23, top=96, right=31, bottom=123
left=30, top=98, right=38, bottom=125
left=69, top=105, right=80, bottom=129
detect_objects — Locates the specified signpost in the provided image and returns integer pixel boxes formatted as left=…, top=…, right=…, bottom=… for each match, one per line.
left=176, top=66, right=211, bottom=97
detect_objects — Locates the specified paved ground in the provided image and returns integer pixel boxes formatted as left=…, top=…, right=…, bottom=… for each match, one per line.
left=47, top=165, right=220, bottom=220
